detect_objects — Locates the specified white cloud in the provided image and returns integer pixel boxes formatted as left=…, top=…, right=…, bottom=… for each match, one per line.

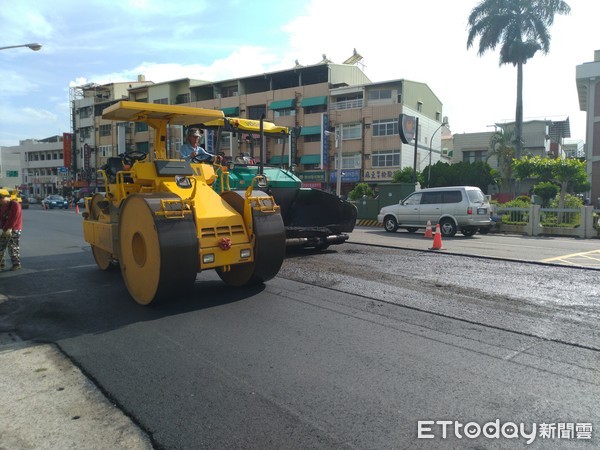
left=2, top=0, right=599, bottom=147
left=0, top=70, right=41, bottom=96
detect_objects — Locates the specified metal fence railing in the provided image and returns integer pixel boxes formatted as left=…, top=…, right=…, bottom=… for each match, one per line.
left=492, top=205, right=598, bottom=238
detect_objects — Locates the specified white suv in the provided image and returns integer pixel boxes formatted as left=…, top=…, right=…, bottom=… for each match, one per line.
left=377, top=186, right=492, bottom=237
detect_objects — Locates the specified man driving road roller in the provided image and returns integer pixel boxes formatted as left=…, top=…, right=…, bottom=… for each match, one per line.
left=180, top=127, right=213, bottom=162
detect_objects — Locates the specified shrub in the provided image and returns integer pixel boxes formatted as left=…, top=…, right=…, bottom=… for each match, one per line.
left=501, top=197, right=530, bottom=208
left=549, top=193, right=583, bottom=209
left=348, top=183, right=374, bottom=201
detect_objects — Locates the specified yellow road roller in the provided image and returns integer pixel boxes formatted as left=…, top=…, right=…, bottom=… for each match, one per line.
left=82, top=101, right=286, bottom=305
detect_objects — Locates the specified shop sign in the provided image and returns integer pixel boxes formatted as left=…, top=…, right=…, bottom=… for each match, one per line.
left=363, top=169, right=395, bottom=181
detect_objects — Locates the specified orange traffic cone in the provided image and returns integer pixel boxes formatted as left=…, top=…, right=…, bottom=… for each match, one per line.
left=424, top=220, right=433, bottom=238
left=430, top=224, right=444, bottom=250
left=75, top=204, right=80, bottom=214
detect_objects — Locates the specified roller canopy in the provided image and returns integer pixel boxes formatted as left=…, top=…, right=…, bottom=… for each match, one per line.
left=102, top=101, right=224, bottom=126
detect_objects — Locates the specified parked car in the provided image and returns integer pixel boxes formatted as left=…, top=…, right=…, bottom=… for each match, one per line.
left=377, top=186, right=492, bottom=237
left=42, top=194, right=69, bottom=209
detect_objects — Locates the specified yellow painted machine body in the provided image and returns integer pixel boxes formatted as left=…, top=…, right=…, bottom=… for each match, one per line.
left=82, top=161, right=260, bottom=269
left=82, top=101, right=286, bottom=305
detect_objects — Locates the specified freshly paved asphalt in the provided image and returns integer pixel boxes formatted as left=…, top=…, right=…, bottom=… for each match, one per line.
left=1, top=219, right=598, bottom=448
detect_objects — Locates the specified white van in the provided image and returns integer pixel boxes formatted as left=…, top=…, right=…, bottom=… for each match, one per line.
left=377, top=186, right=492, bottom=237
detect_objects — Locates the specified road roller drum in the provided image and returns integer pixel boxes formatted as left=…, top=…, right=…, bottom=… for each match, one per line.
left=81, top=101, right=287, bottom=305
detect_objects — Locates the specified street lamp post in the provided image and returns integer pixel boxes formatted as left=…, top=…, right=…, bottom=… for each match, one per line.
left=0, top=43, right=42, bottom=51
left=427, top=117, right=448, bottom=188
left=325, top=126, right=343, bottom=197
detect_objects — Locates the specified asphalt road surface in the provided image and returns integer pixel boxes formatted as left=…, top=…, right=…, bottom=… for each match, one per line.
left=1, top=208, right=598, bottom=449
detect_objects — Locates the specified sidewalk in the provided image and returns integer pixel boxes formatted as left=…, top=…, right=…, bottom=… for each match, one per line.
left=0, top=331, right=153, bottom=450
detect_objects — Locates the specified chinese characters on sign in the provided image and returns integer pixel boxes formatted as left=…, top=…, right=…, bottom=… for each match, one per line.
left=297, top=171, right=326, bottom=182
left=417, top=420, right=592, bottom=445
left=364, top=170, right=395, bottom=181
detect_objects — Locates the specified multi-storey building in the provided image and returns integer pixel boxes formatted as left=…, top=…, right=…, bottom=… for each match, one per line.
left=452, top=118, right=571, bottom=196
left=0, top=145, right=22, bottom=190
left=70, top=76, right=153, bottom=189
left=13, top=136, right=65, bottom=199
left=70, top=61, right=445, bottom=196
left=576, top=49, right=600, bottom=207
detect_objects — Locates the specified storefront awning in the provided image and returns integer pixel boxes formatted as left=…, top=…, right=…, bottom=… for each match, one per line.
left=269, top=155, right=285, bottom=164
left=300, top=96, right=328, bottom=107
left=300, top=125, right=321, bottom=136
left=299, top=154, right=321, bottom=165
left=220, top=107, right=239, bottom=116
left=268, top=99, right=295, bottom=110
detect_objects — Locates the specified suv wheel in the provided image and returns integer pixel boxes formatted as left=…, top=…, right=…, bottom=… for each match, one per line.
left=439, top=218, right=457, bottom=237
left=461, top=227, right=477, bottom=237
left=383, top=216, right=398, bottom=233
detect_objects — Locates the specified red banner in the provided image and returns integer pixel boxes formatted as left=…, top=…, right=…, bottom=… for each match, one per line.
left=302, top=182, right=323, bottom=189
left=63, top=133, right=72, bottom=167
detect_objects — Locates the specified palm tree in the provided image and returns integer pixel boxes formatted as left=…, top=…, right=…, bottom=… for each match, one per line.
left=467, top=0, right=571, bottom=158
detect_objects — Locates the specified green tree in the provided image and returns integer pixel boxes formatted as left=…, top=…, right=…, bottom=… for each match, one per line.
left=487, top=130, right=516, bottom=192
left=392, top=167, right=418, bottom=184
left=513, top=156, right=589, bottom=209
left=348, top=183, right=374, bottom=201
left=532, top=181, right=559, bottom=206
left=467, top=0, right=571, bottom=157
left=423, top=161, right=495, bottom=194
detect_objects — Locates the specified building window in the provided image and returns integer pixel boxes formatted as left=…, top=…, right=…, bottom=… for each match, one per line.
left=331, top=94, right=363, bottom=110
left=304, top=104, right=327, bottom=114
left=153, top=98, right=168, bottom=104
left=304, top=134, right=321, bottom=143
left=100, top=124, right=111, bottom=136
left=367, top=89, right=392, bottom=101
left=274, top=108, right=296, bottom=118
left=463, top=150, right=487, bottom=163
left=135, top=122, right=148, bottom=133
left=78, top=106, right=92, bottom=119
left=176, top=93, right=190, bottom=104
left=341, top=123, right=361, bottom=140
left=340, top=154, right=362, bottom=169
left=136, top=141, right=149, bottom=153
left=372, top=149, right=401, bottom=167
left=417, top=101, right=423, bottom=112
left=248, top=105, right=266, bottom=120
left=80, top=127, right=92, bottom=139
left=99, top=145, right=112, bottom=157
left=221, top=86, right=238, bottom=98
left=372, top=118, right=398, bottom=137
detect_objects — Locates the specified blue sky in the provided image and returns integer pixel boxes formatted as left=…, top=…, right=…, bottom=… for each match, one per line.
left=1, top=0, right=598, bottom=147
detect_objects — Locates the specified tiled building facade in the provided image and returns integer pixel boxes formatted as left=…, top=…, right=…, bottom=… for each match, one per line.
left=69, top=62, right=446, bottom=196
left=576, top=50, right=600, bottom=207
